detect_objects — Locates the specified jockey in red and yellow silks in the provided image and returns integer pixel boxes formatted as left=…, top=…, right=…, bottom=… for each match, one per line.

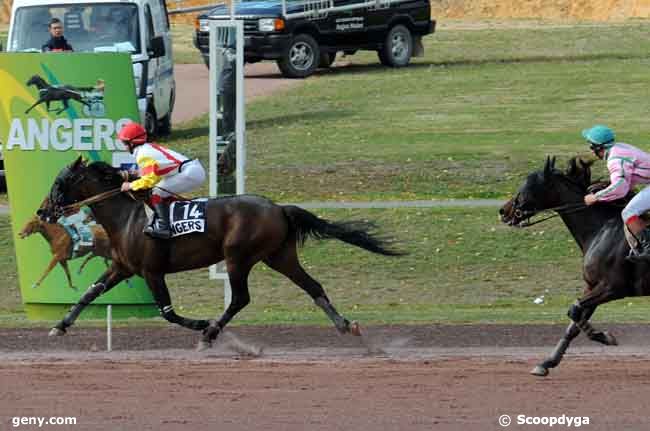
left=117, top=122, right=206, bottom=239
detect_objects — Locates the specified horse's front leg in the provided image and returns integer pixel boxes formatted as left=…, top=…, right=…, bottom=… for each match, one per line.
left=24, top=98, right=44, bottom=114
left=143, top=272, right=210, bottom=331
left=59, top=260, right=76, bottom=290
left=50, top=267, right=128, bottom=336
left=569, top=300, right=618, bottom=346
left=32, top=255, right=61, bottom=289
left=531, top=321, right=580, bottom=377
left=199, top=263, right=253, bottom=350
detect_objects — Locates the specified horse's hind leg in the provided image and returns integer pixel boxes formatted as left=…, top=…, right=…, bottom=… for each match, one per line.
left=264, top=243, right=360, bottom=336
left=78, top=254, right=95, bottom=274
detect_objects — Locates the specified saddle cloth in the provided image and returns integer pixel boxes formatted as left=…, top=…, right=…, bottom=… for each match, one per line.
left=169, top=199, right=208, bottom=238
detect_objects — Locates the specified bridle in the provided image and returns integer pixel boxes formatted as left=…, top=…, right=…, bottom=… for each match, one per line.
left=43, top=167, right=123, bottom=221
left=510, top=172, right=593, bottom=227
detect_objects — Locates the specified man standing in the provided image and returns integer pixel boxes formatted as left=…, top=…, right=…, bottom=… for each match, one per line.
left=42, top=18, right=73, bottom=52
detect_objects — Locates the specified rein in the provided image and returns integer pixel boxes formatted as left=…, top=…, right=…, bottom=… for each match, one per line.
left=60, top=188, right=123, bottom=214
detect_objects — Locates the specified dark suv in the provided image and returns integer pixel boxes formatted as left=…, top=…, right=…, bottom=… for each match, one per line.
left=194, top=0, right=435, bottom=78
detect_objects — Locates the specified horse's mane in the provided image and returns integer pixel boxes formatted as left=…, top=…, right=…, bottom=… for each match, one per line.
left=562, top=156, right=634, bottom=206
left=88, top=161, right=122, bottom=185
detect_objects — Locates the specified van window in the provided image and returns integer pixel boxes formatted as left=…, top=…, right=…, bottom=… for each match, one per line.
left=10, top=3, right=141, bottom=53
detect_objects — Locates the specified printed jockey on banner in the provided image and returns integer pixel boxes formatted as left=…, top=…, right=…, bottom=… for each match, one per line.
left=118, top=122, right=206, bottom=239
left=59, top=206, right=95, bottom=256
left=582, top=125, right=650, bottom=259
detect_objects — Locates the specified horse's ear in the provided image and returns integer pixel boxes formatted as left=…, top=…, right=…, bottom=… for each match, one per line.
left=71, top=155, right=86, bottom=170
left=544, top=156, right=554, bottom=177
left=579, top=158, right=593, bottom=185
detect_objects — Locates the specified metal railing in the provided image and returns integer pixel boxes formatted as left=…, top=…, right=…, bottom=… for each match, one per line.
left=168, top=0, right=410, bottom=18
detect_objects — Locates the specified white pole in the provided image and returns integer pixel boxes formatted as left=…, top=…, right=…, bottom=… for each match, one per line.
left=208, top=21, right=219, bottom=280
left=106, top=304, right=112, bottom=352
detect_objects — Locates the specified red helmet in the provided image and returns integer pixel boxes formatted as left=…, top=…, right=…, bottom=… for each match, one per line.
left=118, top=122, right=147, bottom=149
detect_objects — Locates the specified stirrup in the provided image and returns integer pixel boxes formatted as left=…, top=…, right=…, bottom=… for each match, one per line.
left=626, top=247, right=650, bottom=263
left=143, top=221, right=171, bottom=239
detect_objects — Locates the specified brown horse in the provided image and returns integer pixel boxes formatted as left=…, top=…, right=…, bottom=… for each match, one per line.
left=40, top=157, right=403, bottom=348
left=19, top=215, right=112, bottom=290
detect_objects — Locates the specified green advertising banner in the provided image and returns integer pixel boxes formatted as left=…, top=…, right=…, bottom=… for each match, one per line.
left=0, top=53, right=156, bottom=320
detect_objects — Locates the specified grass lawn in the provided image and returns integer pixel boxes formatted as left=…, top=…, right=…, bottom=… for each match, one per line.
left=3, top=206, right=650, bottom=327
left=2, top=20, right=650, bottom=326
left=128, top=20, right=650, bottom=204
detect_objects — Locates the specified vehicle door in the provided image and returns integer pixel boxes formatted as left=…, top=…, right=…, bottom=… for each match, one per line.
left=150, top=0, right=173, bottom=117
left=329, top=0, right=368, bottom=47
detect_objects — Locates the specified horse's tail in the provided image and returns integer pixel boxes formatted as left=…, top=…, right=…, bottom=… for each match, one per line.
left=281, top=205, right=405, bottom=256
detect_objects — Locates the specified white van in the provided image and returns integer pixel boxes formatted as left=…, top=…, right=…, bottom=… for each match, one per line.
left=7, top=0, right=175, bottom=136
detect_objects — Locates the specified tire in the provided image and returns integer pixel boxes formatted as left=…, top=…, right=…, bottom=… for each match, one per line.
left=378, top=24, right=413, bottom=68
left=277, top=34, right=320, bottom=79
left=319, top=51, right=336, bottom=69
left=145, top=104, right=158, bottom=137
left=157, top=91, right=174, bottom=136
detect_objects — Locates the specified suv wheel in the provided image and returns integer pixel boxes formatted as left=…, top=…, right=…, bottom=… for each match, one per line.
left=378, top=24, right=413, bottom=68
left=277, top=34, right=320, bottom=78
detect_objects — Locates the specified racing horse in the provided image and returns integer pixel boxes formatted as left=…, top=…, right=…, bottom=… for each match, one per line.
left=19, top=215, right=112, bottom=290
left=25, top=75, right=92, bottom=115
left=499, top=156, right=648, bottom=377
left=40, top=157, right=403, bottom=348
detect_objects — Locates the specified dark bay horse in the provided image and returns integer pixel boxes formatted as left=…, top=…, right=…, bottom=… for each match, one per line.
left=499, top=156, right=650, bottom=377
left=40, top=157, right=403, bottom=348
left=25, top=75, right=91, bottom=115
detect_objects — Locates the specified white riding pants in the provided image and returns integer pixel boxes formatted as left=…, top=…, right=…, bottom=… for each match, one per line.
left=153, top=159, right=206, bottom=199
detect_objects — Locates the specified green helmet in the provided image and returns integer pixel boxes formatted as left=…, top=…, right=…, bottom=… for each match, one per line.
left=582, top=125, right=615, bottom=148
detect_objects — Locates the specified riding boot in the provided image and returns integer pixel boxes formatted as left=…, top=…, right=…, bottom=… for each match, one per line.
left=628, top=228, right=650, bottom=261
left=143, top=203, right=172, bottom=239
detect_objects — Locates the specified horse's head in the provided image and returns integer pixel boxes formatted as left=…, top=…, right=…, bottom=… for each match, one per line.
left=500, top=156, right=592, bottom=227
left=19, top=215, right=42, bottom=239
left=26, top=75, right=45, bottom=88
left=39, top=156, right=122, bottom=223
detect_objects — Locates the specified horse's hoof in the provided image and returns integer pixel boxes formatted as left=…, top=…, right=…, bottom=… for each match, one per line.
left=49, top=327, right=65, bottom=337
left=530, top=365, right=549, bottom=377
left=604, top=331, right=618, bottom=346
left=349, top=321, right=362, bottom=336
left=196, top=340, right=212, bottom=351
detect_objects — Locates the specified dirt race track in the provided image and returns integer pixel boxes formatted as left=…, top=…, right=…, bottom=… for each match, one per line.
left=3, top=324, right=650, bottom=430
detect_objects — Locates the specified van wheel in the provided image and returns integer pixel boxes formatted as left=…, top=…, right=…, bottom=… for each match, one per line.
left=145, top=105, right=158, bottom=137
left=277, top=34, right=320, bottom=78
left=157, top=92, right=174, bottom=136
left=379, top=25, right=413, bottom=68
left=158, top=113, right=172, bottom=136
left=319, top=51, right=336, bottom=68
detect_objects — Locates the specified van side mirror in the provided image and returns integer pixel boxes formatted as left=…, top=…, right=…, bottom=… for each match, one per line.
left=149, top=36, right=165, bottom=58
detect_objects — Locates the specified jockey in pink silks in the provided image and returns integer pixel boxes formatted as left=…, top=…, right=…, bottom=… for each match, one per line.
left=582, top=125, right=650, bottom=259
